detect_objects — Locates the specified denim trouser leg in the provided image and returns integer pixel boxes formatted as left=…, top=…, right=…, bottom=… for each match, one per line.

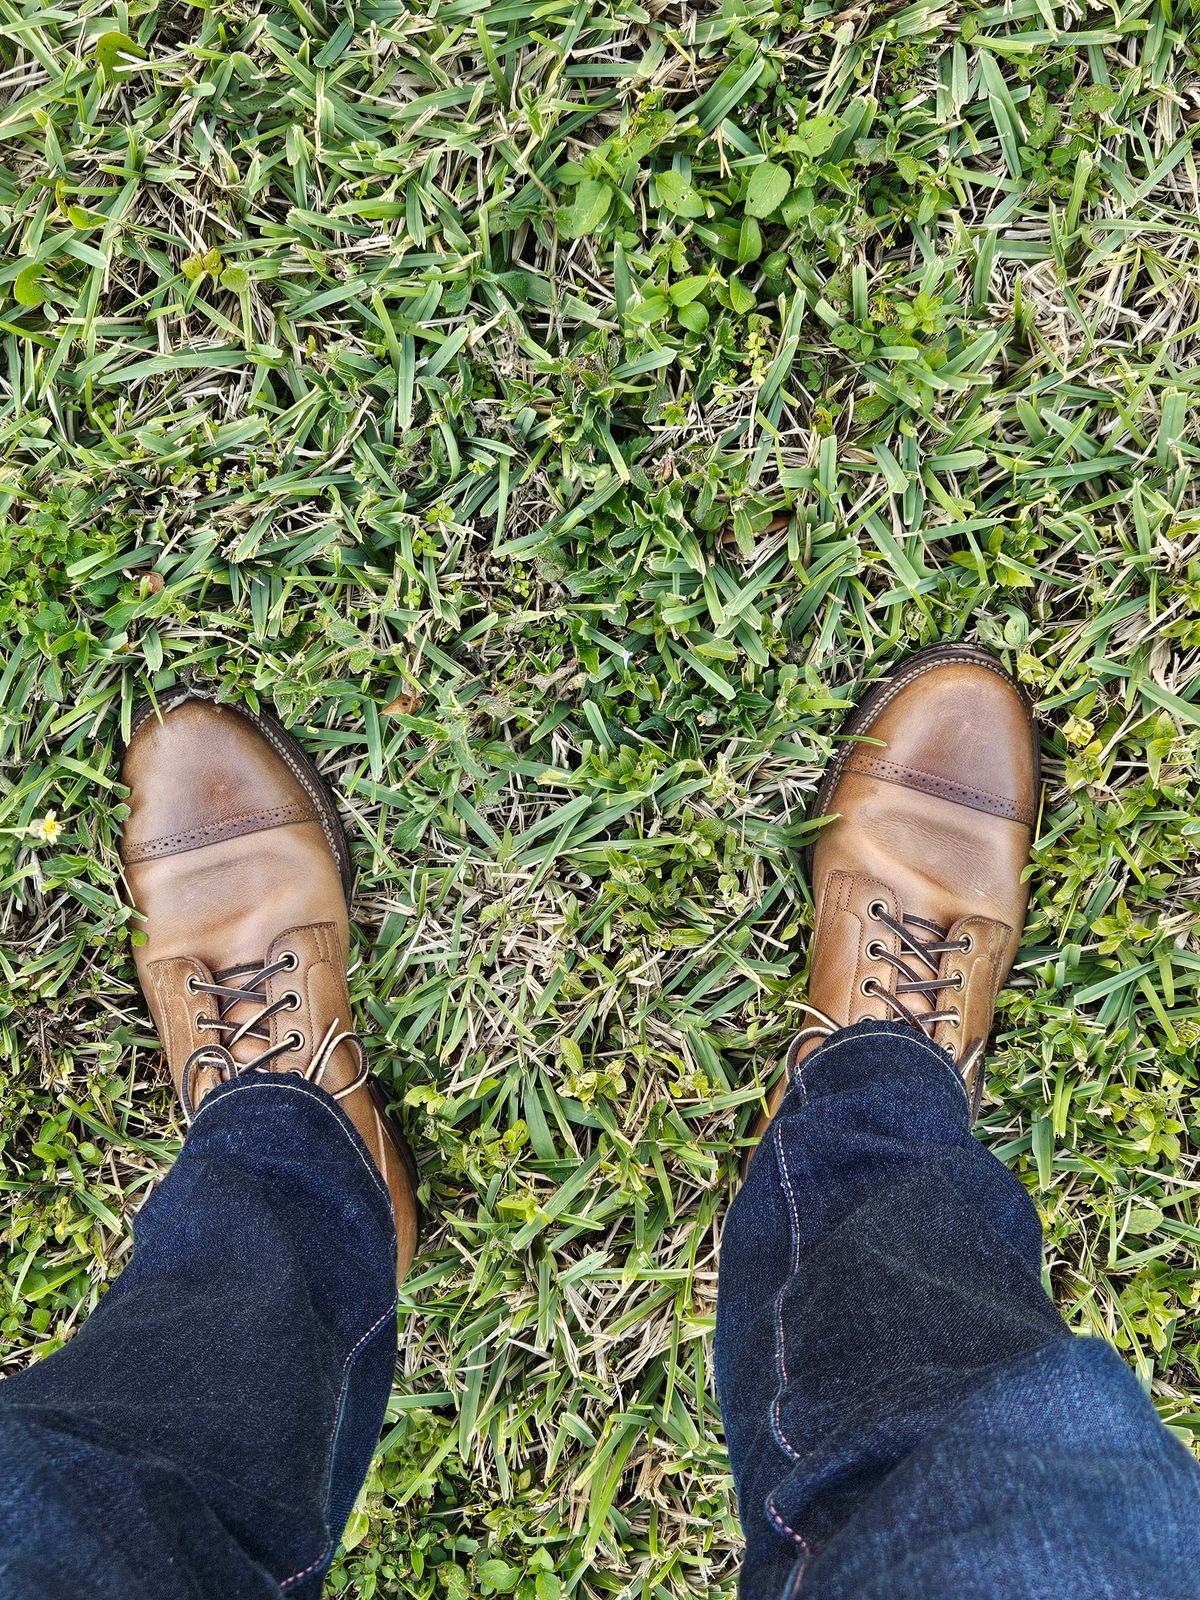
left=716, top=1019, right=1200, bottom=1600
left=0, top=1072, right=397, bottom=1600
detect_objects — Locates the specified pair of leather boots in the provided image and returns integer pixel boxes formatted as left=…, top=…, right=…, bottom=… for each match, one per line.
left=118, top=646, right=1039, bottom=1274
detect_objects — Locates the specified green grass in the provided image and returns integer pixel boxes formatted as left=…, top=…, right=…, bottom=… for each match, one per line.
left=3, top=0, right=1200, bottom=1593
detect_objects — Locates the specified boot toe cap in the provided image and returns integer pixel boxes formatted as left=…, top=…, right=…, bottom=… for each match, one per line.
left=842, top=651, right=1039, bottom=826
left=119, top=693, right=318, bottom=865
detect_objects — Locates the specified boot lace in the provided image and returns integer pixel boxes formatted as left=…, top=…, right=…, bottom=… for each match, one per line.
left=180, top=951, right=365, bottom=1121
left=861, top=902, right=969, bottom=1031
left=784, top=904, right=984, bottom=1109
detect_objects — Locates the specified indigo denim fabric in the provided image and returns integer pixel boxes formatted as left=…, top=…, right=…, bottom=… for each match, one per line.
left=0, top=1072, right=397, bottom=1600
left=716, top=1019, right=1200, bottom=1599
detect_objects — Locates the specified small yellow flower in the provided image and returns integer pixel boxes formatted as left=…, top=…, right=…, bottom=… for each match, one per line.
left=30, top=812, right=64, bottom=845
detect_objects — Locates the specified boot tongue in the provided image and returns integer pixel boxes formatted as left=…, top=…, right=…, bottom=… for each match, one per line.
left=210, top=960, right=275, bottom=1067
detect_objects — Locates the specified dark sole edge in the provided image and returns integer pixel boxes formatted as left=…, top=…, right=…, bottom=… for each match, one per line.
left=126, top=685, right=355, bottom=909
left=369, top=1081, right=425, bottom=1242
left=802, top=643, right=1042, bottom=881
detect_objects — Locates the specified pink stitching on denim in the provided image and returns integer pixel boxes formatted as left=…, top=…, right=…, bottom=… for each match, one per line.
left=774, top=1124, right=802, bottom=1279
left=771, top=1294, right=803, bottom=1467
left=786, top=1047, right=809, bottom=1105
left=770, top=1121, right=805, bottom=1466
left=767, top=1491, right=811, bottom=1558
left=784, top=1560, right=808, bottom=1596
left=278, top=1299, right=398, bottom=1590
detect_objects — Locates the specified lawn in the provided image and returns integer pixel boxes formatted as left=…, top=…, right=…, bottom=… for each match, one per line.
left=2, top=0, right=1200, bottom=1595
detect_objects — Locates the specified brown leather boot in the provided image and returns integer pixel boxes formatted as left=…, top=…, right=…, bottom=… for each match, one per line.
left=119, top=687, right=418, bottom=1281
left=757, top=644, right=1039, bottom=1133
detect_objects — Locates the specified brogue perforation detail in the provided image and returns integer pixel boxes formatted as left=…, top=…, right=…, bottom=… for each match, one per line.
left=122, top=802, right=318, bottom=862
left=841, top=753, right=1035, bottom=827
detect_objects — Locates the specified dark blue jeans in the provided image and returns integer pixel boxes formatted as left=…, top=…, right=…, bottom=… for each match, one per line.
left=717, top=1020, right=1200, bottom=1598
left=3, top=1030, right=1199, bottom=1599
left=0, top=1073, right=397, bottom=1599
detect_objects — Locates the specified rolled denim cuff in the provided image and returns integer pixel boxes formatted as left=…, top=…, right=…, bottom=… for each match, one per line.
left=775, top=1017, right=971, bottom=1122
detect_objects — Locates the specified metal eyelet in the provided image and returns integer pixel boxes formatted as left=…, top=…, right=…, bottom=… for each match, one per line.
left=279, top=950, right=299, bottom=970
left=281, top=991, right=301, bottom=1012
left=866, top=940, right=887, bottom=960
left=867, top=900, right=887, bottom=920
left=947, top=1010, right=961, bottom=1026
left=952, top=971, right=965, bottom=990
left=185, top=975, right=201, bottom=995
left=284, top=1030, right=305, bottom=1052
left=860, top=977, right=878, bottom=997
left=959, top=933, right=974, bottom=954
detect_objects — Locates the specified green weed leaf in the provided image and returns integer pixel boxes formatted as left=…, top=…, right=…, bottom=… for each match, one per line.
left=656, top=169, right=706, bottom=218
left=95, top=31, right=145, bottom=83
left=557, top=179, right=612, bottom=238
left=745, top=160, right=791, bottom=218
left=13, top=262, right=46, bottom=307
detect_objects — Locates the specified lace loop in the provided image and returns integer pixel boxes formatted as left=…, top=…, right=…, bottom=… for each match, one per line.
left=180, top=956, right=367, bottom=1123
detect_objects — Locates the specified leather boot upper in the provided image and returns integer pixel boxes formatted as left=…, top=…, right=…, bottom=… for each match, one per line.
left=119, top=689, right=417, bottom=1278
left=785, top=646, right=1038, bottom=1114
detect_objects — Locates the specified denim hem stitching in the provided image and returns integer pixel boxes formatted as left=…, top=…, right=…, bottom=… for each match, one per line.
left=798, top=1024, right=971, bottom=1111
left=769, top=1120, right=805, bottom=1470
left=766, top=1492, right=811, bottom=1564
left=786, top=1049, right=809, bottom=1105
left=780, top=1557, right=808, bottom=1598
left=189, top=1077, right=395, bottom=1220
left=277, top=1296, right=399, bottom=1591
